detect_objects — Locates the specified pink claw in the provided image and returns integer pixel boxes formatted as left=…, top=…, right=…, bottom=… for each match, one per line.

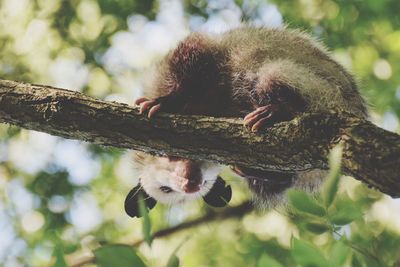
left=251, top=115, right=272, bottom=132
left=243, top=104, right=278, bottom=132
left=244, top=106, right=268, bottom=121
left=139, top=100, right=156, bottom=114
left=135, top=97, right=150, bottom=106
left=244, top=106, right=270, bottom=127
left=134, top=97, right=163, bottom=117
left=148, top=104, right=161, bottom=118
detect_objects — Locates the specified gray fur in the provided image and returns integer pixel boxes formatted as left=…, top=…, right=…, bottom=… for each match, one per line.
left=136, top=26, right=367, bottom=207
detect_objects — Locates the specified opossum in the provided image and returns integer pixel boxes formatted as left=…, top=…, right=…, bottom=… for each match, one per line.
left=124, top=26, right=367, bottom=217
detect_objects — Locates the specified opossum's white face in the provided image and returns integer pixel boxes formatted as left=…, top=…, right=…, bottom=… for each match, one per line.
left=132, top=152, right=222, bottom=205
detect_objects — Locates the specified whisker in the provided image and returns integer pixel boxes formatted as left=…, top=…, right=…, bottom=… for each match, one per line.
left=218, top=179, right=245, bottom=183
left=202, top=184, right=213, bottom=192
left=126, top=182, right=144, bottom=201
left=142, top=193, right=154, bottom=201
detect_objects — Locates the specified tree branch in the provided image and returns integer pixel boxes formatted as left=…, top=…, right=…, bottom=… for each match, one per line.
left=131, top=201, right=253, bottom=247
left=1, top=79, right=400, bottom=197
left=69, top=201, right=253, bottom=267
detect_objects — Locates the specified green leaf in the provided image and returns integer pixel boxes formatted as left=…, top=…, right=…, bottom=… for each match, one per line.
left=166, top=254, right=180, bottom=267
left=287, top=190, right=326, bottom=216
left=329, top=206, right=363, bottom=225
left=291, top=238, right=329, bottom=267
left=322, top=145, right=343, bottom=208
left=303, top=221, right=331, bottom=234
left=166, top=237, right=189, bottom=267
left=53, top=246, right=67, bottom=267
left=330, top=241, right=351, bottom=266
left=257, top=253, right=284, bottom=267
left=138, top=193, right=152, bottom=246
left=94, top=245, right=146, bottom=267
left=351, top=253, right=365, bottom=267
left=262, top=239, right=291, bottom=264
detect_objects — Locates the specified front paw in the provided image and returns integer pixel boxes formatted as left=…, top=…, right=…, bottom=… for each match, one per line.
left=135, top=97, right=162, bottom=118
left=135, top=93, right=185, bottom=118
left=244, top=104, right=292, bottom=132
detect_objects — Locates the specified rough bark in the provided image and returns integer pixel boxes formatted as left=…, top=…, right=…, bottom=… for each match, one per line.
left=0, top=79, right=399, bottom=197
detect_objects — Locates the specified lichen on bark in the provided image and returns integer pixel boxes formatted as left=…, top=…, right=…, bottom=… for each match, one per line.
left=1, top=79, right=400, bottom=197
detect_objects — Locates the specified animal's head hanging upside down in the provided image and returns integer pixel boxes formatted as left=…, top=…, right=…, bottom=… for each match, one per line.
left=125, top=152, right=232, bottom=218
left=124, top=25, right=367, bottom=217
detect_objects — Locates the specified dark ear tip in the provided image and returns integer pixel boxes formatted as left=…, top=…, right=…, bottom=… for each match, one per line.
left=124, top=184, right=157, bottom=218
left=203, top=176, right=232, bottom=208
left=221, top=184, right=232, bottom=206
left=125, top=203, right=141, bottom=218
left=124, top=187, right=142, bottom=218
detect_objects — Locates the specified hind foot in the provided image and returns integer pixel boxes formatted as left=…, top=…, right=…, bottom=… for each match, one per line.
left=135, top=97, right=161, bottom=118
left=244, top=104, right=292, bottom=132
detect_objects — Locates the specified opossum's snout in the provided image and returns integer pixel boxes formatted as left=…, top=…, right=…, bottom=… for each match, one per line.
left=183, top=179, right=201, bottom=193
left=126, top=153, right=231, bottom=217
left=173, top=158, right=203, bottom=193
left=134, top=151, right=223, bottom=205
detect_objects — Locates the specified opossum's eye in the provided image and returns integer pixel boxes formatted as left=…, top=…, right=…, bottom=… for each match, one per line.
left=160, top=186, right=173, bottom=193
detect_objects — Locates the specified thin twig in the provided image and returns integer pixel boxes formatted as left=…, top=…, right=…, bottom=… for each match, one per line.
left=70, top=201, right=253, bottom=267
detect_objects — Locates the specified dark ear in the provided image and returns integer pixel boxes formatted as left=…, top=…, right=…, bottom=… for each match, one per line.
left=124, top=184, right=157, bottom=218
left=203, top=176, right=232, bottom=208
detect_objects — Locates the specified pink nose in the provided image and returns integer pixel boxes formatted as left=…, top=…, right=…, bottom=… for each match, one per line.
left=183, top=179, right=201, bottom=193
left=173, top=159, right=202, bottom=193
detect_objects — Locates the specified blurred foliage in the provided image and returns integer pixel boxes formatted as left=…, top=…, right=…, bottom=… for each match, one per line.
left=0, top=0, right=400, bottom=266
